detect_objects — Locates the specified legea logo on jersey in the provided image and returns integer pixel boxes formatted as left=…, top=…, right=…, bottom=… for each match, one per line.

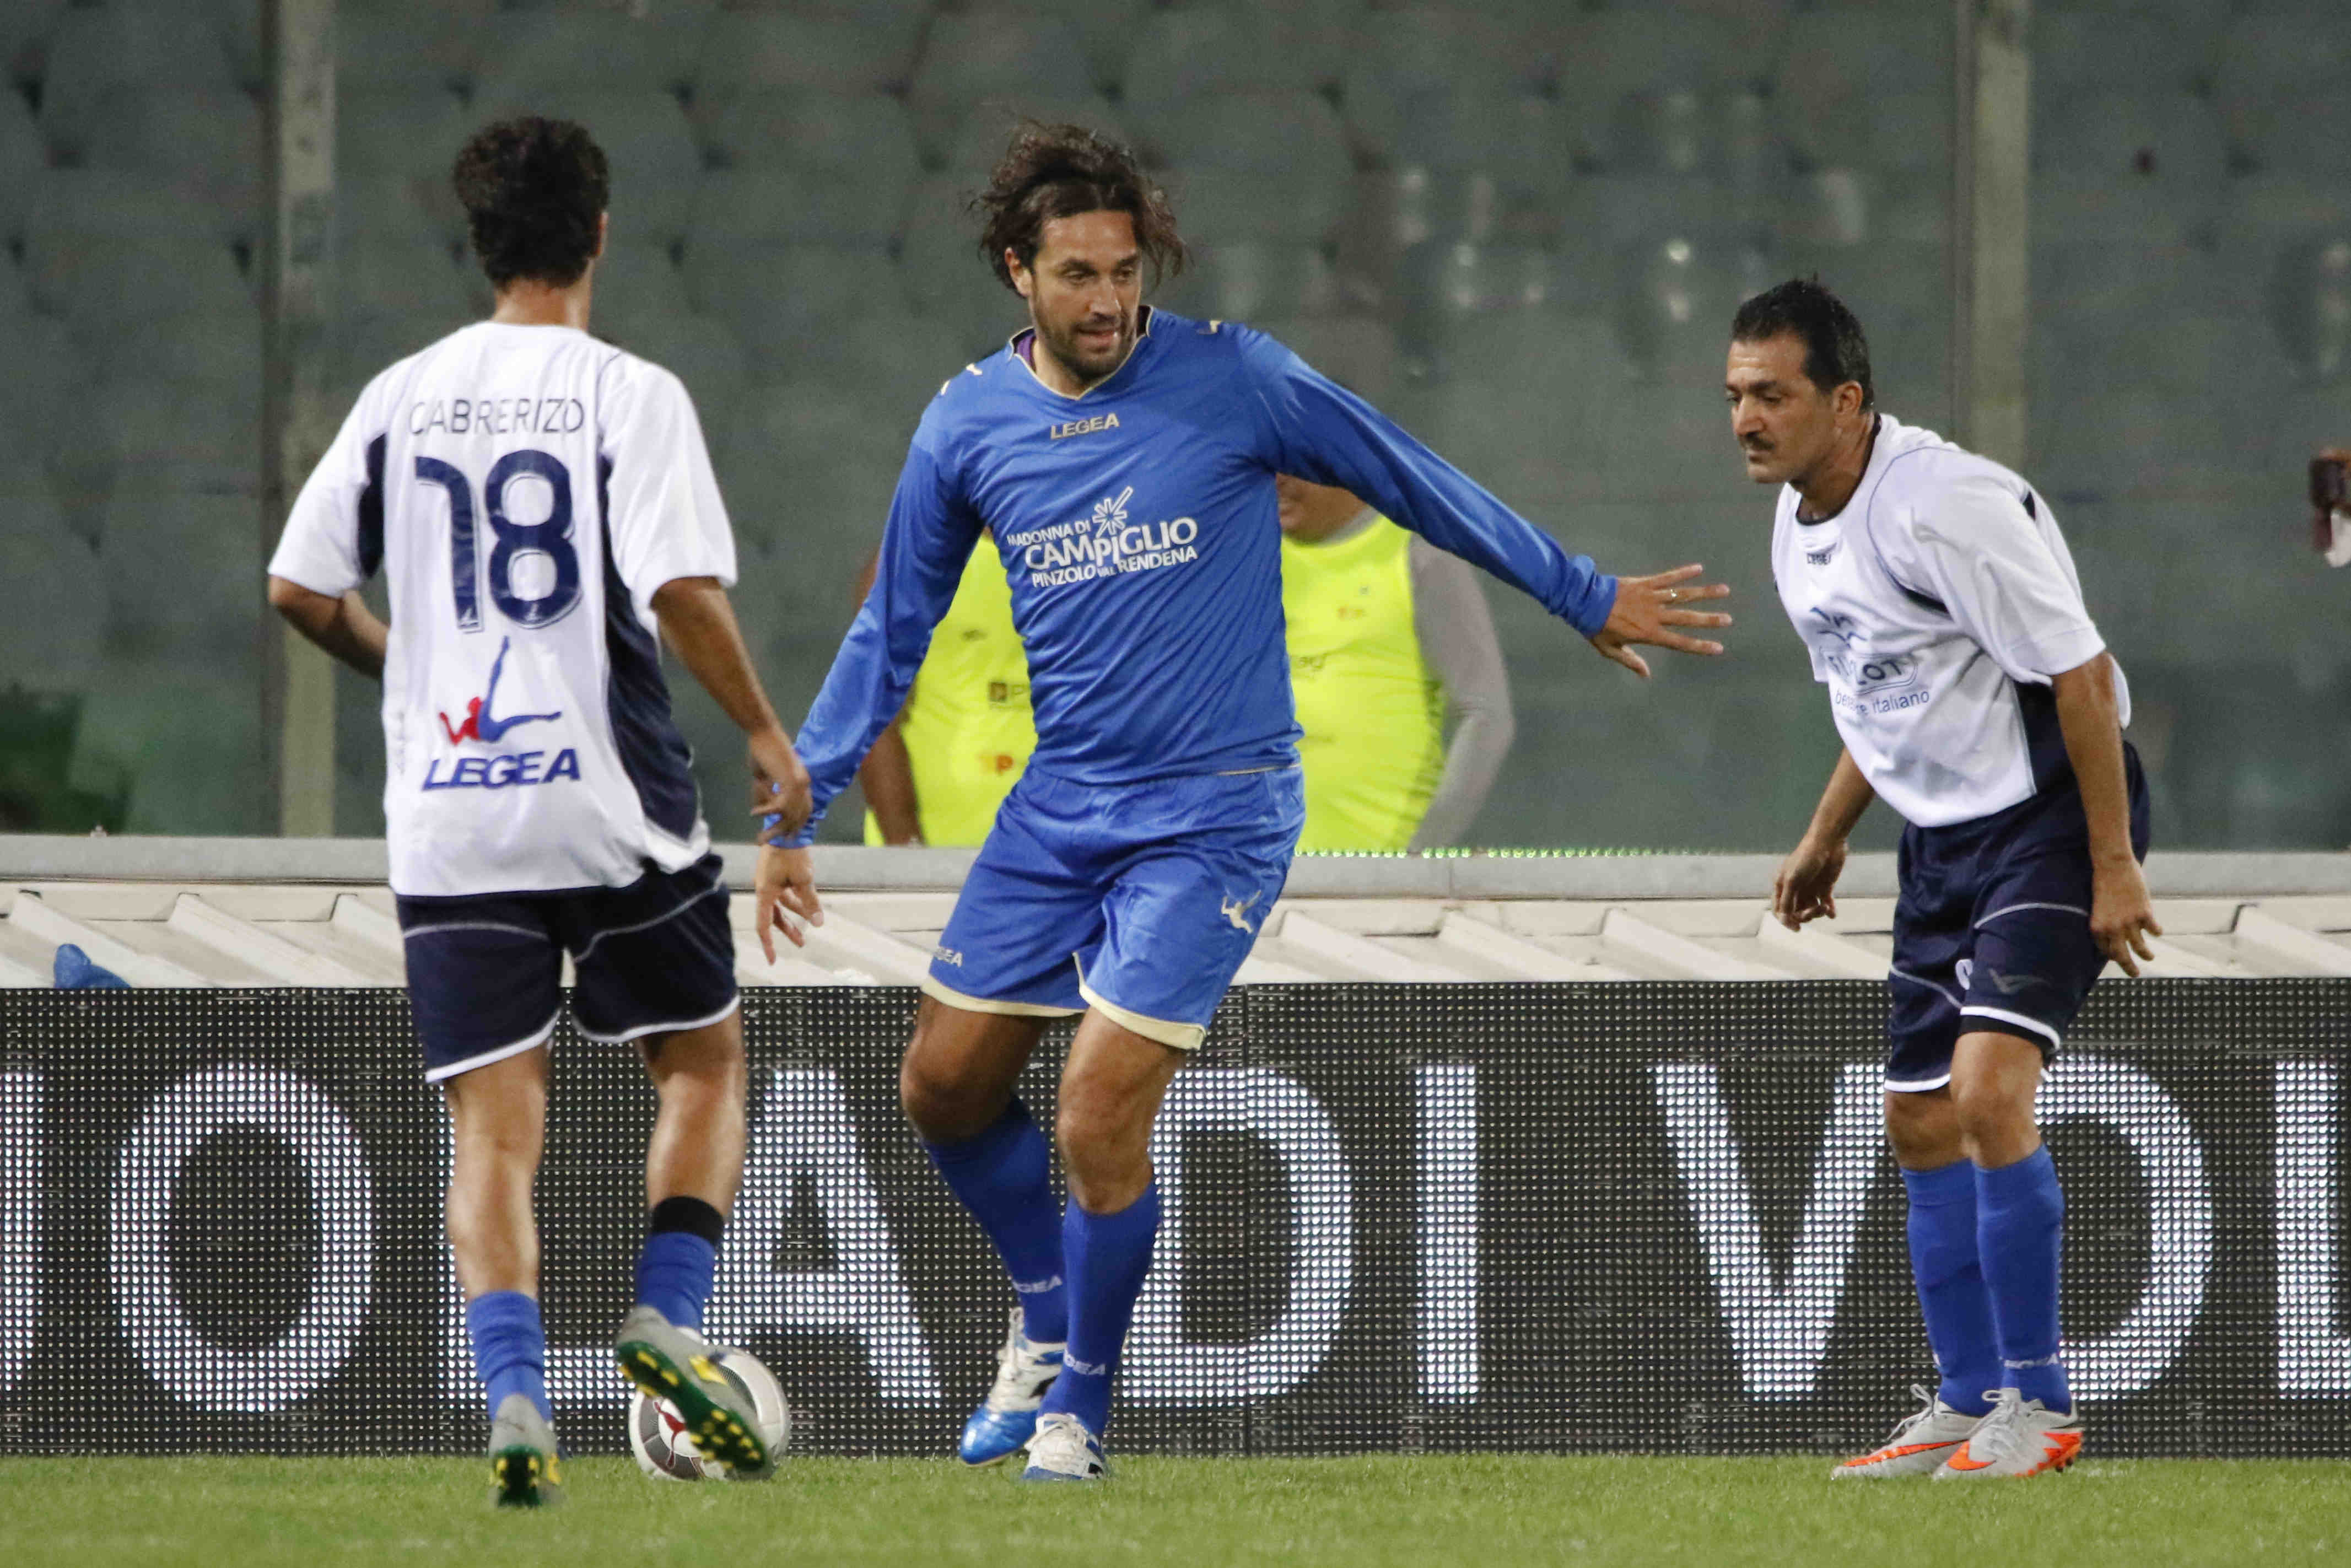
left=1001, top=486, right=1201, bottom=589
left=423, top=635, right=581, bottom=793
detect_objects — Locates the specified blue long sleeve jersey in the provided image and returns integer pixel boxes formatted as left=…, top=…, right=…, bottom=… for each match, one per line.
left=781, top=310, right=1617, bottom=845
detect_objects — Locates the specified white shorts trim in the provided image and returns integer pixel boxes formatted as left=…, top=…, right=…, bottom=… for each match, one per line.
left=1884, top=1072, right=1954, bottom=1094
left=1076, top=975, right=1206, bottom=1052
left=571, top=875, right=727, bottom=963
left=920, top=976, right=1082, bottom=1019
left=574, top=994, right=741, bottom=1046
left=1959, top=1005, right=2063, bottom=1050
left=1890, top=967, right=1961, bottom=1009
left=402, top=919, right=551, bottom=944
left=1973, top=901, right=2089, bottom=930
left=423, top=1010, right=560, bottom=1084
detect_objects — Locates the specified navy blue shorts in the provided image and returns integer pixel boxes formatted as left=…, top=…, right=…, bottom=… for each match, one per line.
left=396, top=852, right=738, bottom=1082
left=1886, top=746, right=2151, bottom=1092
left=924, top=765, right=1304, bottom=1050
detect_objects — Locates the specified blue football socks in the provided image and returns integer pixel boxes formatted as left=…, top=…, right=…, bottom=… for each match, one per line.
left=924, top=1100, right=1068, bottom=1344
left=1976, top=1144, right=2072, bottom=1413
left=634, top=1195, right=725, bottom=1332
left=1041, top=1182, right=1161, bottom=1438
left=465, top=1290, right=551, bottom=1422
left=1901, top=1159, right=2000, bottom=1417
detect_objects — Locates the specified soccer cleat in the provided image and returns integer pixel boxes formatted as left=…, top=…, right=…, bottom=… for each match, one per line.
left=961, top=1308, right=1066, bottom=1467
left=1933, top=1388, right=2083, bottom=1480
left=1020, top=1412, right=1107, bottom=1483
left=614, top=1305, right=775, bottom=1480
left=1830, top=1383, right=1987, bottom=1479
left=487, top=1393, right=564, bottom=1508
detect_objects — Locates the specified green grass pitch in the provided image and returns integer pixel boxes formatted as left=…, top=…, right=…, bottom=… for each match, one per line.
left=4, top=1454, right=2346, bottom=1567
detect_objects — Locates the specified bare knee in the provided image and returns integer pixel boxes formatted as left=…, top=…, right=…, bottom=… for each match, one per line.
left=1950, top=1074, right=2036, bottom=1165
left=898, top=1048, right=1002, bottom=1143
left=1884, top=1087, right=1962, bottom=1170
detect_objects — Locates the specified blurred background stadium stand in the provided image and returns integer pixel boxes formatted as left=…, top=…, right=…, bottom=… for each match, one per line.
left=0, top=0, right=2344, bottom=850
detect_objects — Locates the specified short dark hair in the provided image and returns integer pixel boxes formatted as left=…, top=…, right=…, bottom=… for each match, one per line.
left=1730, top=277, right=1874, bottom=407
left=973, top=121, right=1187, bottom=292
left=452, top=117, right=610, bottom=290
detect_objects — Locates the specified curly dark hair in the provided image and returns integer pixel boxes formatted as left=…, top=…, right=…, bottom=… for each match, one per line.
left=1730, top=277, right=1875, bottom=408
left=973, top=121, right=1187, bottom=292
left=452, top=117, right=610, bottom=290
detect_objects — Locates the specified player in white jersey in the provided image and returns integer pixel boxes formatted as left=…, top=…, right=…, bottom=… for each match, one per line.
left=266, top=118, right=817, bottom=1507
left=1727, top=280, right=2158, bottom=1481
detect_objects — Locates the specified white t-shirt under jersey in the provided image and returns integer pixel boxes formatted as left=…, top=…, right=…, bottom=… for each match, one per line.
left=1770, top=414, right=2127, bottom=829
left=269, top=322, right=736, bottom=897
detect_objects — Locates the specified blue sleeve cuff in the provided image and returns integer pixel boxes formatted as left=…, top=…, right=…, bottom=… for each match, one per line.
left=1562, top=569, right=1616, bottom=640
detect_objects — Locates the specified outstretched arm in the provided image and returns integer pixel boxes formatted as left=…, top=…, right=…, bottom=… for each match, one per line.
left=1239, top=330, right=1729, bottom=669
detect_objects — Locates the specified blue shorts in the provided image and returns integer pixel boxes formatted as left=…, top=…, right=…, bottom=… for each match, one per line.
left=395, top=852, right=738, bottom=1082
left=1886, top=746, right=2152, bottom=1092
left=924, top=765, right=1305, bottom=1049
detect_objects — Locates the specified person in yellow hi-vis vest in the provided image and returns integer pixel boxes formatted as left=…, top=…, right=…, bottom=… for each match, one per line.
left=854, top=533, right=1036, bottom=844
left=1277, top=473, right=1516, bottom=850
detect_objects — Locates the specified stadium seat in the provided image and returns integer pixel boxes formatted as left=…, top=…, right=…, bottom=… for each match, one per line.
left=2032, top=7, right=2224, bottom=99
left=688, top=166, right=907, bottom=252
left=1343, top=8, right=1557, bottom=165
left=22, top=225, right=254, bottom=328
left=905, top=12, right=1096, bottom=161
left=1120, top=7, right=1329, bottom=146
left=339, top=89, right=473, bottom=183
left=593, top=312, right=753, bottom=427
left=82, top=307, right=264, bottom=389
left=1772, top=8, right=1952, bottom=172
left=333, top=173, right=468, bottom=263
left=2032, top=91, right=2223, bottom=245
left=0, top=0, right=70, bottom=94
left=95, top=489, right=264, bottom=660
left=1155, top=93, right=1354, bottom=246
left=0, top=500, right=103, bottom=697
left=972, top=0, right=1155, bottom=93
left=473, top=9, right=709, bottom=101
left=1250, top=314, right=1399, bottom=407
left=695, top=9, right=926, bottom=99
left=697, top=89, right=916, bottom=181
left=470, top=90, right=705, bottom=246
left=592, top=240, right=695, bottom=328
left=1158, top=244, right=1340, bottom=325
left=335, top=0, right=488, bottom=95
left=2235, top=95, right=2351, bottom=181
left=936, top=94, right=1131, bottom=185
left=73, top=376, right=261, bottom=505
left=74, top=89, right=264, bottom=222
left=0, top=86, right=42, bottom=246
left=35, top=6, right=238, bottom=162
left=898, top=176, right=1028, bottom=341
left=339, top=232, right=478, bottom=321
left=683, top=241, right=909, bottom=365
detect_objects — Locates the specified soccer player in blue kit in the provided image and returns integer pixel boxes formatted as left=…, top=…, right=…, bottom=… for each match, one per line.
left=1729, top=280, right=2160, bottom=1479
left=752, top=124, right=1733, bottom=1480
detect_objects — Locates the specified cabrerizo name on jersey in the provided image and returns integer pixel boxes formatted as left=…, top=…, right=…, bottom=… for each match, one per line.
left=1002, top=487, right=1201, bottom=589
left=407, top=396, right=587, bottom=438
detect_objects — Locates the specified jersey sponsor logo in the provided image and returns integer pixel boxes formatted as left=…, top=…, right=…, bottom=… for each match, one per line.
left=1001, top=487, right=1201, bottom=589
left=437, top=636, right=562, bottom=746
left=1048, top=412, right=1121, bottom=441
left=407, top=396, right=584, bottom=439
left=1809, top=610, right=1925, bottom=715
left=420, top=748, right=582, bottom=792
left=934, top=945, right=964, bottom=967
left=1220, top=891, right=1264, bottom=934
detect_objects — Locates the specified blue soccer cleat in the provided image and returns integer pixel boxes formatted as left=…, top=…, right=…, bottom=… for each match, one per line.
left=961, top=1308, right=1065, bottom=1467
left=1020, top=1412, right=1106, bottom=1483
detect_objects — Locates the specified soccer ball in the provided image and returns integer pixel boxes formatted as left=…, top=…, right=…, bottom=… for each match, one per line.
left=627, top=1345, right=791, bottom=1481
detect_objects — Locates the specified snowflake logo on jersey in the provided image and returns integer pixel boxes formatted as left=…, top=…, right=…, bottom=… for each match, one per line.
left=1002, top=485, right=1202, bottom=589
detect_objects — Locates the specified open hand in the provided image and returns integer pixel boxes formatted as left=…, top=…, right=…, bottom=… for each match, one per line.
left=1772, top=834, right=1846, bottom=929
left=2091, top=858, right=2163, bottom=978
left=1589, top=564, right=1732, bottom=677
left=754, top=845, right=824, bottom=963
